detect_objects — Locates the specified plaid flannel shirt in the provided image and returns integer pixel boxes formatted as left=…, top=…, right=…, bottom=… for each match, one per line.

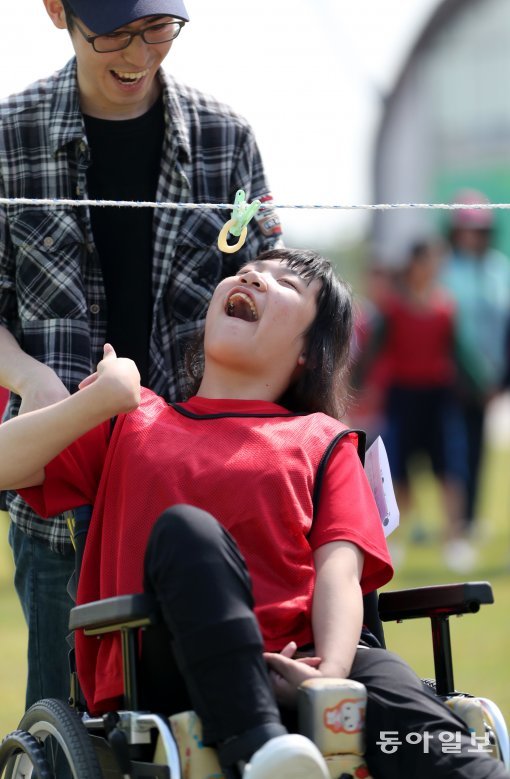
left=0, top=58, right=281, bottom=551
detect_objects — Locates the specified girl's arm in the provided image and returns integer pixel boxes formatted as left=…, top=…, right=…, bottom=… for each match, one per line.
left=311, top=540, right=364, bottom=678
left=264, top=540, right=364, bottom=705
left=0, top=344, right=140, bottom=491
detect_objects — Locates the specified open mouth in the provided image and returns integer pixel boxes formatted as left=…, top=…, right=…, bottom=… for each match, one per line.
left=225, top=292, right=258, bottom=322
left=111, top=68, right=149, bottom=84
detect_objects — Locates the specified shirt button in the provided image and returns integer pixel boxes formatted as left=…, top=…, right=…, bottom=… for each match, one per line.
left=79, top=142, right=87, bottom=153
left=89, top=304, right=100, bottom=315
left=43, top=236, right=54, bottom=248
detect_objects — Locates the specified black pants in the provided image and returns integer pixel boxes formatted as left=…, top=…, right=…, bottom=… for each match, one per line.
left=141, top=505, right=285, bottom=768
left=461, top=398, right=486, bottom=526
left=351, top=648, right=508, bottom=778
left=141, top=505, right=508, bottom=778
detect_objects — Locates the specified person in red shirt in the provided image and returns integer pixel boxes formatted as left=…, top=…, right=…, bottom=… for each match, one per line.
left=0, top=248, right=505, bottom=779
left=0, top=386, right=7, bottom=416
left=357, top=241, right=472, bottom=571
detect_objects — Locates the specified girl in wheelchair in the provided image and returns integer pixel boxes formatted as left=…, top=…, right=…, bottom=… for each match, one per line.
left=0, top=247, right=507, bottom=779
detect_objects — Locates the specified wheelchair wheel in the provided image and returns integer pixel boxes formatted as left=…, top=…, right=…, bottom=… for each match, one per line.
left=17, top=699, right=101, bottom=779
left=478, top=697, right=510, bottom=770
left=0, top=730, right=52, bottom=779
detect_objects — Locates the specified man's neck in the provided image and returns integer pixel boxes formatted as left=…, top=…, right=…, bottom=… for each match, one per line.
left=77, top=72, right=162, bottom=121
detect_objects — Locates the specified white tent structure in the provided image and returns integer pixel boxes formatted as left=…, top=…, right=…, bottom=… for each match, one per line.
left=372, top=0, right=510, bottom=264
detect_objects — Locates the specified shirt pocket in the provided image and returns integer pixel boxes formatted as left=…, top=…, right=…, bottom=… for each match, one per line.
left=10, top=209, right=88, bottom=320
left=169, top=208, right=258, bottom=323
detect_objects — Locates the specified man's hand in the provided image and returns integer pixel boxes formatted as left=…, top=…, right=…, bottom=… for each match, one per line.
left=264, top=642, right=322, bottom=708
left=18, top=366, right=69, bottom=415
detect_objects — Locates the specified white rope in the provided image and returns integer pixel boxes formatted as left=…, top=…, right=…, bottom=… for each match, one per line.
left=0, top=197, right=509, bottom=211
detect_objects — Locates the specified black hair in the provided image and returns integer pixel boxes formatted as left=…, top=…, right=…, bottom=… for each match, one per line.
left=184, top=247, right=353, bottom=419
left=409, top=240, right=431, bottom=260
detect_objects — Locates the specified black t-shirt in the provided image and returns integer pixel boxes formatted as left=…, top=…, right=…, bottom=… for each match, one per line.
left=84, top=98, right=165, bottom=385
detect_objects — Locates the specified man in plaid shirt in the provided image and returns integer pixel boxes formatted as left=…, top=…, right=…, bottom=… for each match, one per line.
left=0, top=0, right=281, bottom=709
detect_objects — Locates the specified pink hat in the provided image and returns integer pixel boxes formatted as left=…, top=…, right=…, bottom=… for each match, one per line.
left=451, top=189, right=493, bottom=229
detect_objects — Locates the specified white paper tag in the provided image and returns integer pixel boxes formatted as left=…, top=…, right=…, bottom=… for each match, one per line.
left=364, top=436, right=400, bottom=537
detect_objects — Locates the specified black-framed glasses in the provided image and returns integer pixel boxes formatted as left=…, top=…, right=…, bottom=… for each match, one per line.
left=73, top=18, right=185, bottom=53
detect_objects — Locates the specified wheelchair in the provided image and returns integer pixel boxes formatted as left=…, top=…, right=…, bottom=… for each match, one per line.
left=0, top=578, right=508, bottom=779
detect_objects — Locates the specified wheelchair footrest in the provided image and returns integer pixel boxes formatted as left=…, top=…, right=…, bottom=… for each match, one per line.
left=130, top=760, right=170, bottom=778
left=167, top=711, right=225, bottom=779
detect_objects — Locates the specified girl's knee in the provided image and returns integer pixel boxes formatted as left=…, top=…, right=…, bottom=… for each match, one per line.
left=148, top=504, right=224, bottom=557
left=145, top=505, right=248, bottom=597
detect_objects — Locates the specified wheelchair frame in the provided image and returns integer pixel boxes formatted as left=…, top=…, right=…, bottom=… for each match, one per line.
left=1, top=579, right=508, bottom=779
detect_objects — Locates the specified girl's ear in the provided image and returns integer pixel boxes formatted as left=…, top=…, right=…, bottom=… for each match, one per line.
left=297, top=353, right=307, bottom=366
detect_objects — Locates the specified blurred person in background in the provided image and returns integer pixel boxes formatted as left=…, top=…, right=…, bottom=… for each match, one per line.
left=354, top=240, right=471, bottom=571
left=0, top=387, right=7, bottom=416
left=349, top=262, right=394, bottom=447
left=441, top=189, right=510, bottom=541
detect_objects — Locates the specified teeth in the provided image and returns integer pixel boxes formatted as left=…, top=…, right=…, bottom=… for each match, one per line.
left=225, top=292, right=258, bottom=321
left=112, top=69, right=149, bottom=82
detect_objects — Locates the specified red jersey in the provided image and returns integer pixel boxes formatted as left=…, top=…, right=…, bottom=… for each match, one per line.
left=382, top=290, right=456, bottom=386
left=0, top=386, right=7, bottom=416
left=21, top=391, right=392, bottom=714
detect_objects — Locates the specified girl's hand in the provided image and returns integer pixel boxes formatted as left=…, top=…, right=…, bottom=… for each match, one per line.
left=79, top=344, right=119, bottom=388
left=264, top=642, right=323, bottom=708
left=79, top=344, right=141, bottom=414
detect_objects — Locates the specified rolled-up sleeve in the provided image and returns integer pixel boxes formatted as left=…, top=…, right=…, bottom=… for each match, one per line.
left=19, top=422, right=110, bottom=518
left=309, top=437, right=394, bottom=594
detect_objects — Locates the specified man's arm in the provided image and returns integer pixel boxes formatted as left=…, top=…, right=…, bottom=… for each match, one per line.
left=0, top=180, right=70, bottom=413
left=0, top=326, right=70, bottom=413
left=0, top=345, right=141, bottom=491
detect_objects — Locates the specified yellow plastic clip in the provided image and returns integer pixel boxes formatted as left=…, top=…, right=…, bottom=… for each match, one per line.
left=217, top=189, right=261, bottom=254
left=218, top=219, right=248, bottom=254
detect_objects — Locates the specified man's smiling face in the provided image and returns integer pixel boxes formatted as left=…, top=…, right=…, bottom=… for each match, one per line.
left=71, top=15, right=175, bottom=119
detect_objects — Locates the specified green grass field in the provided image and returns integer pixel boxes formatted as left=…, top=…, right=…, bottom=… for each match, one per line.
left=0, top=514, right=27, bottom=734
left=0, top=442, right=509, bottom=738
left=382, top=439, right=510, bottom=725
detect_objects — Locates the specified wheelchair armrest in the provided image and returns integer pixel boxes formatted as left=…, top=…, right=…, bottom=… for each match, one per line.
left=378, top=581, right=494, bottom=622
left=69, top=593, right=161, bottom=635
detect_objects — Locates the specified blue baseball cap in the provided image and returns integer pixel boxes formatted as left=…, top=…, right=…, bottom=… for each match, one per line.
left=67, top=0, right=189, bottom=35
